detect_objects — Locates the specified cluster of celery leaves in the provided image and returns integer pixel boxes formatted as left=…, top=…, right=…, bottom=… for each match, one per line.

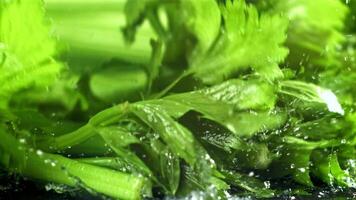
left=1, top=0, right=356, bottom=199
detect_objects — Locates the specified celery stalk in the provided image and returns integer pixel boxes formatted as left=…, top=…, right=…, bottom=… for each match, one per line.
left=44, top=0, right=156, bottom=64
left=0, top=128, right=147, bottom=200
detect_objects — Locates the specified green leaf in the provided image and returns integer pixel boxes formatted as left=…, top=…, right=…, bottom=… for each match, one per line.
left=177, top=151, right=224, bottom=196
left=134, top=136, right=180, bottom=194
left=132, top=102, right=197, bottom=165
left=279, top=80, right=344, bottom=115
left=165, top=79, right=274, bottom=109
left=161, top=79, right=286, bottom=137
left=98, top=126, right=139, bottom=147
left=337, top=145, right=356, bottom=178
left=269, top=144, right=313, bottom=186
left=222, top=170, right=275, bottom=198
left=0, top=0, right=62, bottom=106
left=319, top=69, right=356, bottom=107
left=191, top=0, right=288, bottom=84
left=185, top=79, right=277, bottom=110
left=124, top=0, right=147, bottom=27
left=122, top=0, right=163, bottom=42
left=266, top=0, right=347, bottom=67
left=311, top=150, right=356, bottom=188
left=97, top=126, right=152, bottom=176
left=235, top=143, right=273, bottom=170
left=122, top=0, right=149, bottom=42
left=159, top=147, right=180, bottom=195
left=182, top=0, right=221, bottom=56
left=11, top=73, right=88, bottom=113
left=286, top=115, right=349, bottom=140
left=268, top=135, right=340, bottom=187
left=191, top=118, right=245, bottom=153
left=268, top=136, right=337, bottom=187
left=223, top=111, right=286, bottom=137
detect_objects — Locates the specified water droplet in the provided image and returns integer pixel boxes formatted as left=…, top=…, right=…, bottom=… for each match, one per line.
left=36, top=150, right=44, bottom=156
left=298, top=168, right=306, bottom=173
left=19, top=138, right=26, bottom=143
left=263, top=181, right=271, bottom=189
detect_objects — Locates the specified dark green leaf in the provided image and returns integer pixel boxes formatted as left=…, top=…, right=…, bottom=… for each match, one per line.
left=160, top=147, right=180, bottom=194
left=311, top=150, right=356, bottom=188
left=161, top=79, right=286, bottom=137
left=97, top=126, right=152, bottom=176
left=222, top=170, right=275, bottom=198
left=132, top=102, right=197, bottom=165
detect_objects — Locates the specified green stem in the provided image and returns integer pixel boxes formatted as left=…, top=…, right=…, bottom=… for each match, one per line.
left=146, top=10, right=167, bottom=41
left=37, top=103, right=130, bottom=151
left=78, top=157, right=120, bottom=167
left=77, top=157, right=148, bottom=174
left=0, top=129, right=146, bottom=200
left=147, top=39, right=164, bottom=94
left=151, top=70, right=193, bottom=99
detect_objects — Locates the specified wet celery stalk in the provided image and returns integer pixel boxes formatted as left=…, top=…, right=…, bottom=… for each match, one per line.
left=37, top=103, right=130, bottom=151
left=0, top=128, right=146, bottom=200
